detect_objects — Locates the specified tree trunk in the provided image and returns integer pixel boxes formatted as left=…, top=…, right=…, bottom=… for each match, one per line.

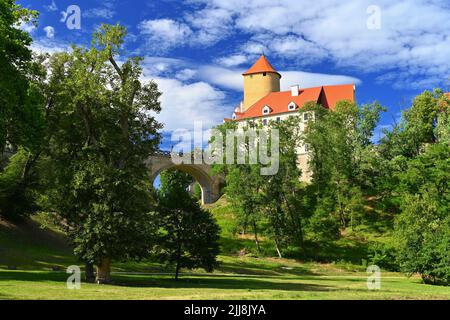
left=253, top=221, right=261, bottom=254
left=274, top=238, right=282, bottom=258
left=175, top=261, right=180, bottom=281
left=85, top=262, right=95, bottom=283
left=96, top=258, right=111, bottom=284
left=175, top=232, right=182, bottom=281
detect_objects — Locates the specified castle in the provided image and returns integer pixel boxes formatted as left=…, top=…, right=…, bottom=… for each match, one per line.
left=226, top=55, right=356, bottom=181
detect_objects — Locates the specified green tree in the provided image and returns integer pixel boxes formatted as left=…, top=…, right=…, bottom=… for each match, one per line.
left=394, top=143, right=450, bottom=285
left=42, top=24, right=162, bottom=283
left=303, top=101, right=383, bottom=230
left=157, top=170, right=220, bottom=280
left=0, top=0, right=42, bottom=152
left=379, top=89, right=446, bottom=160
left=0, top=1, right=46, bottom=220
left=261, top=116, right=308, bottom=256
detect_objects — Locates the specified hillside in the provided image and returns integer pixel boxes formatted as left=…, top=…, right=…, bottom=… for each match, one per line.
left=1, top=198, right=448, bottom=299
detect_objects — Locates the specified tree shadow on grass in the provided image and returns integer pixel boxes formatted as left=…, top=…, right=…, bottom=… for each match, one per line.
left=0, top=271, right=333, bottom=293
left=111, top=274, right=333, bottom=292
left=0, top=270, right=67, bottom=282
left=217, top=261, right=316, bottom=277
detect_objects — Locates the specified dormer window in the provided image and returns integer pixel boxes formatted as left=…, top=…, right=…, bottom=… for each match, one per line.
left=288, top=102, right=297, bottom=111
left=262, top=105, right=271, bottom=115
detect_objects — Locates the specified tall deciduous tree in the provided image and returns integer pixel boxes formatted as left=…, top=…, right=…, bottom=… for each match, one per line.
left=42, top=24, right=162, bottom=283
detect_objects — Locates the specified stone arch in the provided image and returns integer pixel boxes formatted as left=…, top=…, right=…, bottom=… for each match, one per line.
left=147, top=154, right=222, bottom=205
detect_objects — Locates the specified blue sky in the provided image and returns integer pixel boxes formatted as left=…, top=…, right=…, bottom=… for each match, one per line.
left=18, top=0, right=450, bottom=148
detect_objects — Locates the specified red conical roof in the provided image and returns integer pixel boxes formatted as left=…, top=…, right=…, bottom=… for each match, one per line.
left=243, top=55, right=281, bottom=77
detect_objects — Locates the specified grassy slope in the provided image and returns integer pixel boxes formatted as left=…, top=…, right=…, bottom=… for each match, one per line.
left=0, top=198, right=449, bottom=300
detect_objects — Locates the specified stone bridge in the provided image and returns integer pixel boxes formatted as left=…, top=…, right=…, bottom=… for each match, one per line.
left=146, top=151, right=223, bottom=205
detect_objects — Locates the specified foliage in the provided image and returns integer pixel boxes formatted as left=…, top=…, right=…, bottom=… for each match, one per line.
left=0, top=1, right=46, bottom=220
left=303, top=101, right=384, bottom=230
left=367, top=242, right=400, bottom=272
left=0, top=148, right=38, bottom=220
left=156, top=170, right=220, bottom=279
left=394, top=144, right=450, bottom=285
left=40, top=24, right=162, bottom=282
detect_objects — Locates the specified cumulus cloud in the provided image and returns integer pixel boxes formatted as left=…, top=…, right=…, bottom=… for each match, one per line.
left=216, top=54, right=249, bottom=67
left=140, top=58, right=231, bottom=132
left=139, top=19, right=193, bottom=52
left=159, top=0, right=450, bottom=89
left=146, top=76, right=230, bottom=132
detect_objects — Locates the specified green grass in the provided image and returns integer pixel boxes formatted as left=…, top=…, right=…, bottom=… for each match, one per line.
left=0, top=198, right=449, bottom=300
left=1, top=266, right=449, bottom=300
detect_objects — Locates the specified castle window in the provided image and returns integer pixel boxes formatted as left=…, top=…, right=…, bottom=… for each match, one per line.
left=263, top=72, right=267, bottom=76
left=262, top=105, right=271, bottom=115
left=276, top=117, right=281, bottom=123
left=262, top=119, right=268, bottom=126
left=304, top=113, right=309, bottom=121
left=288, top=102, right=297, bottom=111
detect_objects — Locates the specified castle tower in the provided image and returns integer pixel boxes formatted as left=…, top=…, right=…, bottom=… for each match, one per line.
left=242, top=55, right=281, bottom=112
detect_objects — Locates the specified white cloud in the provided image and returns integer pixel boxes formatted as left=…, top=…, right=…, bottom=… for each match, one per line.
left=196, top=66, right=243, bottom=91
left=30, top=39, right=69, bottom=55
left=139, top=19, right=193, bottom=52
left=170, top=0, right=450, bottom=89
left=176, top=69, right=197, bottom=81
left=17, top=21, right=36, bottom=33
left=141, top=58, right=230, bottom=132
left=196, top=65, right=360, bottom=92
left=43, top=26, right=55, bottom=39
left=147, top=76, right=230, bottom=132
left=184, top=8, right=233, bottom=46
left=280, top=71, right=361, bottom=91
left=216, top=54, right=249, bottom=67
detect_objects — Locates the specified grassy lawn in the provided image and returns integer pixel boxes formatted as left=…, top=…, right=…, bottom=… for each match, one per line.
left=0, top=199, right=449, bottom=300
left=1, top=262, right=449, bottom=300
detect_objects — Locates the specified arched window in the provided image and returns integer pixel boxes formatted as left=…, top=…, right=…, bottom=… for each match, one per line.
left=288, top=102, right=297, bottom=111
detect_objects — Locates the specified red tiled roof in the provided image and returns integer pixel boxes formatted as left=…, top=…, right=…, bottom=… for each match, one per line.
left=234, top=84, right=355, bottom=120
left=242, top=55, right=281, bottom=77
